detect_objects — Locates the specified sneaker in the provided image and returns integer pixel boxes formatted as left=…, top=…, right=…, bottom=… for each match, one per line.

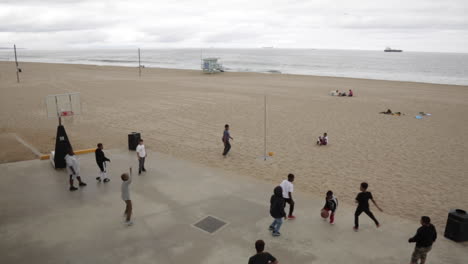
left=268, top=226, right=274, bottom=231
left=96, top=177, right=101, bottom=182
left=69, top=186, right=78, bottom=191
left=79, top=182, right=87, bottom=187
left=288, top=215, right=296, bottom=220
left=138, top=170, right=141, bottom=175
left=103, top=178, right=110, bottom=183
left=272, top=232, right=281, bottom=237
left=125, top=221, right=133, bottom=226
left=353, top=227, right=358, bottom=232
left=329, top=222, right=335, bottom=225
left=142, top=168, right=146, bottom=172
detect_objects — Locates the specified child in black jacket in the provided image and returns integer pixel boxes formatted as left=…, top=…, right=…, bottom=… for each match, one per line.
left=269, top=186, right=286, bottom=237
left=95, top=143, right=111, bottom=182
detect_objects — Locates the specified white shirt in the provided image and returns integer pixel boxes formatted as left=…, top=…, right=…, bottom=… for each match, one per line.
left=136, top=144, right=146, bottom=158
left=121, top=179, right=132, bottom=201
left=65, top=154, right=80, bottom=175
left=280, top=179, right=294, bottom=199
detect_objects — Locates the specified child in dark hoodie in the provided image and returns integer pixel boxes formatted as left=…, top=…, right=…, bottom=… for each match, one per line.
left=269, top=186, right=287, bottom=237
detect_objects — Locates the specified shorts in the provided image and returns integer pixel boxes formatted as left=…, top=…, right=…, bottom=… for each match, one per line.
left=69, top=174, right=78, bottom=180
left=411, top=246, right=432, bottom=263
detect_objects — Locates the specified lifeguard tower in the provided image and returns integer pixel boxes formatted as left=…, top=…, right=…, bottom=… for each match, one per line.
left=202, top=58, right=224, bottom=73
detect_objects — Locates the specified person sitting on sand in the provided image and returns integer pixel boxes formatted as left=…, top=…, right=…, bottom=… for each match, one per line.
left=380, top=109, right=393, bottom=115
left=348, top=89, right=353, bottom=97
left=317, top=133, right=328, bottom=146
left=330, top=90, right=339, bottom=96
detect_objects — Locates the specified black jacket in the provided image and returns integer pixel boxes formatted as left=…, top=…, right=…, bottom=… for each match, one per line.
left=95, top=148, right=110, bottom=164
left=409, top=224, right=437, bottom=248
left=270, top=186, right=286, bottom=218
left=323, top=196, right=338, bottom=213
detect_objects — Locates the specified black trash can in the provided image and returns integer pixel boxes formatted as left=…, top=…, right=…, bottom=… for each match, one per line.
left=444, top=209, right=468, bottom=242
left=128, top=132, right=141, bottom=151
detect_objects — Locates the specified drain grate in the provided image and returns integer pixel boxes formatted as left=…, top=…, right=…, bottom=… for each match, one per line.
left=193, top=215, right=228, bottom=234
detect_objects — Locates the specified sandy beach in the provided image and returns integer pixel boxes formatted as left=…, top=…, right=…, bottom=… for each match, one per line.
left=1, top=61, right=467, bottom=229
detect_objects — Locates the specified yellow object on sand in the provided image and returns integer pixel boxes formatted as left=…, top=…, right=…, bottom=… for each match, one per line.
left=268, top=152, right=274, bottom=156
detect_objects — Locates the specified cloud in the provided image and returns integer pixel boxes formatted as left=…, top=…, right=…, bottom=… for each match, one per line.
left=0, top=0, right=467, bottom=52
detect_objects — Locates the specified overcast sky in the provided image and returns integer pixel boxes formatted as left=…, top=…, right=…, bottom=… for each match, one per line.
left=0, top=0, right=467, bottom=52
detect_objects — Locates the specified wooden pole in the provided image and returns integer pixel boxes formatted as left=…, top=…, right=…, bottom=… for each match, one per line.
left=14, top=44, right=19, bottom=83
left=138, top=48, right=141, bottom=77
left=264, top=94, right=267, bottom=161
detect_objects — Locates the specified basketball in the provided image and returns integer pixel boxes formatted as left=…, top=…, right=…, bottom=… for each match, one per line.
left=268, top=152, right=274, bottom=156
left=321, top=209, right=329, bottom=218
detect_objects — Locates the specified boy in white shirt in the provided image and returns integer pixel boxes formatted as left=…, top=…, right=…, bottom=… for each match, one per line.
left=135, top=139, right=147, bottom=175
left=65, top=149, right=87, bottom=191
left=280, top=173, right=296, bottom=219
left=121, top=167, right=133, bottom=226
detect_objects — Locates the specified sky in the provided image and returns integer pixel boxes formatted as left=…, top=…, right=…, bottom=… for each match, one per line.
left=0, top=0, right=467, bottom=52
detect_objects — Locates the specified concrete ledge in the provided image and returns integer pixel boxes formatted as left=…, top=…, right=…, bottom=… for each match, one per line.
left=39, top=148, right=95, bottom=160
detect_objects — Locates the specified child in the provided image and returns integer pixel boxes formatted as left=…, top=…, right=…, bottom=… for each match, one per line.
left=322, top=190, right=338, bottom=224
left=95, top=143, right=111, bottom=182
left=136, top=139, right=147, bottom=175
left=280, top=173, right=296, bottom=219
left=408, top=216, right=437, bottom=264
left=222, top=124, right=233, bottom=156
left=354, top=182, right=383, bottom=231
left=248, top=240, right=278, bottom=264
left=121, top=168, right=133, bottom=226
left=269, top=186, right=286, bottom=236
left=317, top=133, right=328, bottom=146
left=65, top=149, right=87, bottom=191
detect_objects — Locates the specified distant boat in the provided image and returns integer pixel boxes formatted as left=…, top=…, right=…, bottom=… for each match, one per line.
left=384, top=47, right=402, bottom=52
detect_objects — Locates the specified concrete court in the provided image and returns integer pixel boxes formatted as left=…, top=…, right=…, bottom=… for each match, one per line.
left=0, top=150, right=466, bottom=264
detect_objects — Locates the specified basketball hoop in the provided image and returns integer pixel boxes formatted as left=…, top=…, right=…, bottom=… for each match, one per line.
left=60, top=111, right=74, bottom=117
left=45, top=93, right=81, bottom=125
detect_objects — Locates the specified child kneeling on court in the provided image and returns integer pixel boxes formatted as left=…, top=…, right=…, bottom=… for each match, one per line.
left=269, top=186, right=286, bottom=236
left=322, top=190, right=338, bottom=224
left=121, top=169, right=133, bottom=226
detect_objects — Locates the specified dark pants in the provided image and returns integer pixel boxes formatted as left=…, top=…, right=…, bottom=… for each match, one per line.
left=138, top=157, right=146, bottom=173
left=223, top=141, right=231, bottom=156
left=354, top=206, right=379, bottom=228
left=97, top=162, right=106, bottom=172
left=284, top=198, right=295, bottom=217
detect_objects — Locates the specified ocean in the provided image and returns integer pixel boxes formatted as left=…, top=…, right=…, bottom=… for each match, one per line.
left=1, top=48, right=467, bottom=86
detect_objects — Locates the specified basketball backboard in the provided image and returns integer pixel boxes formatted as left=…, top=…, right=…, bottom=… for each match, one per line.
left=46, top=93, right=81, bottom=118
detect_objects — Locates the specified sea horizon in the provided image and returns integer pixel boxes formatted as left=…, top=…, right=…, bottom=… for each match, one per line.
left=1, top=48, right=468, bottom=86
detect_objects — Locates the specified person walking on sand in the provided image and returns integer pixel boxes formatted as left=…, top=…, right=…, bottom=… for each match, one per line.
left=95, top=143, right=111, bottom=182
left=269, top=186, right=287, bottom=236
left=222, top=124, right=233, bottom=156
left=65, top=148, right=87, bottom=191
left=121, top=168, right=133, bottom=226
left=408, top=216, right=437, bottom=264
left=353, top=182, right=383, bottom=231
left=280, top=173, right=296, bottom=219
left=248, top=240, right=278, bottom=264
left=136, top=139, right=146, bottom=175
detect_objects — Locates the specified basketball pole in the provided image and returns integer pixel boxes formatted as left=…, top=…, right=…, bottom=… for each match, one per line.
left=14, top=44, right=20, bottom=83
left=138, top=48, right=141, bottom=77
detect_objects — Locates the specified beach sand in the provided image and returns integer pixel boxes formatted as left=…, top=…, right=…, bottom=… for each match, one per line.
left=1, top=61, right=467, bottom=229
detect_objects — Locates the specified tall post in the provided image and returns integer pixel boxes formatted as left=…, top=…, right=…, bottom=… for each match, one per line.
left=138, top=48, right=141, bottom=77
left=14, top=44, right=20, bottom=83
left=264, top=94, right=267, bottom=161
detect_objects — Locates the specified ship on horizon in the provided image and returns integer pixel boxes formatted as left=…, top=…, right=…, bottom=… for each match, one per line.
left=384, top=47, right=403, bottom=52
